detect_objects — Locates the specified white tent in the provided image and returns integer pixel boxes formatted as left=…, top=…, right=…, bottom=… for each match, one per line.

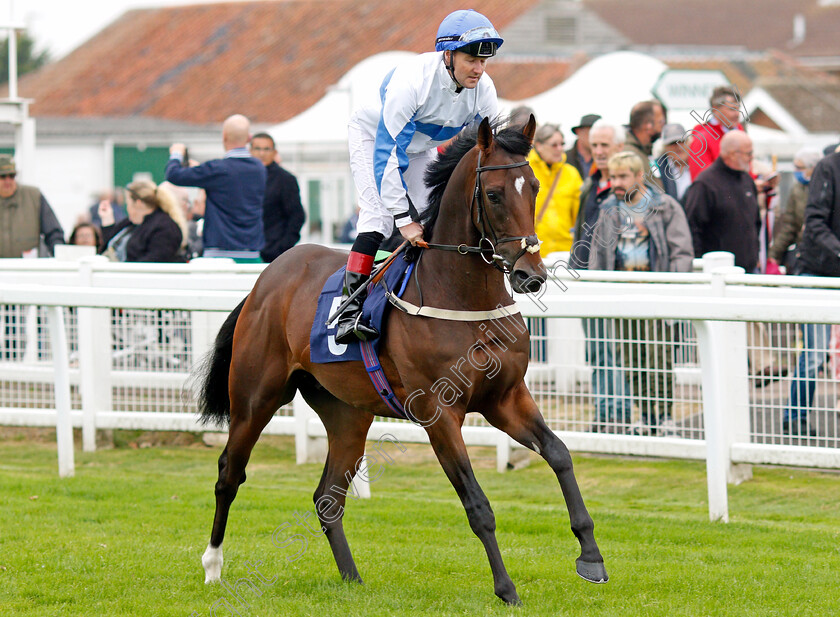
left=508, top=51, right=669, bottom=142
left=270, top=51, right=417, bottom=146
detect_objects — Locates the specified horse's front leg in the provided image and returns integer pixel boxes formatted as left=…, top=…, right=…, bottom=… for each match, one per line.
left=424, top=408, right=521, bottom=605
left=485, top=382, right=608, bottom=584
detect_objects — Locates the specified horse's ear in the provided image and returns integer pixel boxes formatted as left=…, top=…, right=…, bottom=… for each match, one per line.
left=477, top=117, right=494, bottom=153
left=522, top=114, right=536, bottom=144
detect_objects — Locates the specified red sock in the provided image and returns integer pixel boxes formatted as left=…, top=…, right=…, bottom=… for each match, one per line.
left=347, top=251, right=374, bottom=276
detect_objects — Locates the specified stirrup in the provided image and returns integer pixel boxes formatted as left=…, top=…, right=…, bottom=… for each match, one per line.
left=351, top=313, right=379, bottom=342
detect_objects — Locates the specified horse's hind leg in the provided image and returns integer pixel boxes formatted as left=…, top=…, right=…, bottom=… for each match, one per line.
left=299, top=377, right=374, bottom=583
left=424, top=409, right=521, bottom=605
left=203, top=370, right=293, bottom=583
left=484, top=383, right=607, bottom=584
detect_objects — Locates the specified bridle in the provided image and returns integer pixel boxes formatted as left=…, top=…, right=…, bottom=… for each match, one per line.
left=420, top=151, right=541, bottom=273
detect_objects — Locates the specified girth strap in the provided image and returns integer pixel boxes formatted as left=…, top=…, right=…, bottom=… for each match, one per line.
left=359, top=340, right=408, bottom=420
left=386, top=293, right=521, bottom=321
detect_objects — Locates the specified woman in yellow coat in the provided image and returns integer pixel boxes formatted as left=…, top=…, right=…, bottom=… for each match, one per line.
left=528, top=124, right=583, bottom=256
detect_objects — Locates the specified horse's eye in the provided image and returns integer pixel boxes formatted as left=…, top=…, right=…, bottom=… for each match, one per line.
left=486, top=191, right=502, bottom=204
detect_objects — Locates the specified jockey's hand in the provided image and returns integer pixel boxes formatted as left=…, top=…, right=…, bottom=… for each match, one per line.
left=399, top=222, right=425, bottom=246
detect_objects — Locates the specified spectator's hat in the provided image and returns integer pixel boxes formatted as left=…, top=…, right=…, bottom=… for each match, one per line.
left=661, top=123, right=687, bottom=145
left=571, top=114, right=601, bottom=133
left=823, top=142, right=840, bottom=156
left=0, top=154, right=16, bottom=175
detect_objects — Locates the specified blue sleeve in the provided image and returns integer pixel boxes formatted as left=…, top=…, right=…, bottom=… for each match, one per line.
left=165, top=158, right=225, bottom=190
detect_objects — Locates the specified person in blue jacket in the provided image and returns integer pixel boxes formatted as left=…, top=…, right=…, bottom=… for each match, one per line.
left=334, top=9, right=503, bottom=344
left=165, top=114, right=266, bottom=262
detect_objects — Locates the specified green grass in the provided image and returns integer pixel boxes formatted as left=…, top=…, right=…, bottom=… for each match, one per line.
left=2, top=434, right=840, bottom=616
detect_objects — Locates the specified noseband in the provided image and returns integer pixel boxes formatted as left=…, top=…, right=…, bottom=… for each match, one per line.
left=420, top=151, right=541, bottom=273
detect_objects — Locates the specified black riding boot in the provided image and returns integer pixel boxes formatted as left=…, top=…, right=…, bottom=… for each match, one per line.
left=334, top=270, right=379, bottom=344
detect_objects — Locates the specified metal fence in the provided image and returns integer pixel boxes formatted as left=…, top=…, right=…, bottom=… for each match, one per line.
left=0, top=254, right=839, bottom=522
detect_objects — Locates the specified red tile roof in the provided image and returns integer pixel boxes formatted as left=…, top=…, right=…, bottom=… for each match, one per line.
left=662, top=51, right=838, bottom=96
left=660, top=52, right=840, bottom=133
left=490, top=59, right=574, bottom=101
left=20, top=0, right=540, bottom=125
left=586, top=0, right=840, bottom=60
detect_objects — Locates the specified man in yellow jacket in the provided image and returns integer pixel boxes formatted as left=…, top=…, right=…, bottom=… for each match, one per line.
left=528, top=124, right=583, bottom=257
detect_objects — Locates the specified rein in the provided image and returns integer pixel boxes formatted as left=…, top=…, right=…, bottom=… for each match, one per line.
left=418, top=152, right=541, bottom=273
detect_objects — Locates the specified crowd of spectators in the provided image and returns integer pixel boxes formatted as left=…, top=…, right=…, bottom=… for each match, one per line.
left=522, top=85, right=840, bottom=438
left=0, top=114, right=305, bottom=265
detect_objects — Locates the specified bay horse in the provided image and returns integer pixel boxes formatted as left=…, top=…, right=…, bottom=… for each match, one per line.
left=196, top=116, right=607, bottom=605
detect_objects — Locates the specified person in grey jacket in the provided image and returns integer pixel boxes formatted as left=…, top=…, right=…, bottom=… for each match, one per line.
left=768, top=147, right=822, bottom=273
left=590, top=159, right=694, bottom=273
left=0, top=154, right=64, bottom=258
left=590, top=152, right=694, bottom=435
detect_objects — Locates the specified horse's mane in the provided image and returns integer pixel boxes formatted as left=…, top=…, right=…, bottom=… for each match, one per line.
left=421, top=122, right=533, bottom=237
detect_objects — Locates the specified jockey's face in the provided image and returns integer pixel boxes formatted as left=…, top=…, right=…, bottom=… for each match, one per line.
left=446, top=50, right=487, bottom=89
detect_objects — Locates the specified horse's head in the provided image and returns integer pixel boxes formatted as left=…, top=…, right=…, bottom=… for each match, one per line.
left=473, top=115, right=546, bottom=294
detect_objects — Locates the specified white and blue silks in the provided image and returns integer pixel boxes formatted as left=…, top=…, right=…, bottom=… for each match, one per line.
left=348, top=51, right=498, bottom=237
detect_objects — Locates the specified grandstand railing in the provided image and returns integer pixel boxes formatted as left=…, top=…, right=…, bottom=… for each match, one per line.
left=0, top=254, right=838, bottom=522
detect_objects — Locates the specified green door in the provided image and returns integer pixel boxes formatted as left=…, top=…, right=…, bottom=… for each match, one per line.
left=113, top=146, right=170, bottom=187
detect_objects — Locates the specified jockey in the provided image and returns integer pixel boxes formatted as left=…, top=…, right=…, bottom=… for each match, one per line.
left=335, top=9, right=502, bottom=344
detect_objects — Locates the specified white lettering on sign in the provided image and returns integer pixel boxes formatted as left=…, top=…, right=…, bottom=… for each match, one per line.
left=652, top=70, right=729, bottom=111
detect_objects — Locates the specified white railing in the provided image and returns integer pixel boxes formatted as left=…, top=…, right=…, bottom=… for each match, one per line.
left=0, top=254, right=838, bottom=523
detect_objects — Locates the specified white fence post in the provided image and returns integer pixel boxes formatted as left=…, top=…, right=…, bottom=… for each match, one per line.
left=22, top=304, right=39, bottom=363
left=693, top=255, right=753, bottom=522
left=77, top=259, right=113, bottom=452
left=293, top=391, right=327, bottom=464
left=496, top=431, right=511, bottom=473
left=48, top=306, right=74, bottom=478
left=704, top=255, right=753, bottom=486
left=693, top=319, right=730, bottom=522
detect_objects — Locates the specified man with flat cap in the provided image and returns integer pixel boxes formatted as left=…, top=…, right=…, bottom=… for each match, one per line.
left=566, top=113, right=601, bottom=178
left=657, top=123, right=693, bottom=205
left=0, top=155, right=64, bottom=258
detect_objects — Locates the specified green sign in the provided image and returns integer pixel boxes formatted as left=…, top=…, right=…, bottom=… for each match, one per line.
left=113, top=145, right=170, bottom=187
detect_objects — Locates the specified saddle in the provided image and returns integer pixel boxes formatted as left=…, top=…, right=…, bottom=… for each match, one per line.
left=309, top=252, right=415, bottom=364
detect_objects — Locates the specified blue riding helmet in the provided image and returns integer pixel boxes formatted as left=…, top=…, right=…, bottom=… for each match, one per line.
left=435, top=9, right=503, bottom=58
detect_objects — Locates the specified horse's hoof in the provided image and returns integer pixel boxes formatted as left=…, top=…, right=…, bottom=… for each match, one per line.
left=495, top=584, right=522, bottom=606
left=504, top=595, right=523, bottom=607
left=341, top=572, right=364, bottom=585
left=202, top=544, right=223, bottom=584
left=576, top=559, right=608, bottom=584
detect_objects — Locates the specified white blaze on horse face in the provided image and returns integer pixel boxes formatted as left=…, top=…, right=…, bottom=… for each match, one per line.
left=514, top=175, right=525, bottom=196
left=202, top=544, right=223, bottom=583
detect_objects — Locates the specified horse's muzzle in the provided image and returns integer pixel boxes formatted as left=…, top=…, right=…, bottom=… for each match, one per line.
left=510, top=269, right=545, bottom=294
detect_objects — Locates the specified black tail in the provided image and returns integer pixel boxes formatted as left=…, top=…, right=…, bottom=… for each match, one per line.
left=196, top=297, right=248, bottom=427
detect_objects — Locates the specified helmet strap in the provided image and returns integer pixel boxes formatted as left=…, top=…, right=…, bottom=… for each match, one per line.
left=443, top=51, right=464, bottom=93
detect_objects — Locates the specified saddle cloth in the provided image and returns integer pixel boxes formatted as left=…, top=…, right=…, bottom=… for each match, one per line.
left=309, top=255, right=413, bottom=364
